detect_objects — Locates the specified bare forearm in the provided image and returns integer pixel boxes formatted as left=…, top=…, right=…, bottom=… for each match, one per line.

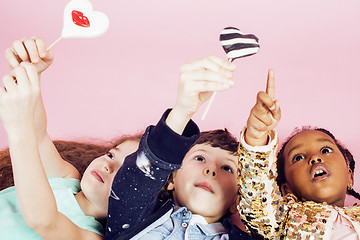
left=8, top=125, right=58, bottom=226
left=34, top=98, right=80, bottom=179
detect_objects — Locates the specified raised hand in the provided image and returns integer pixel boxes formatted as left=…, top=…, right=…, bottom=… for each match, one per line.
left=0, top=63, right=40, bottom=135
left=166, top=55, right=236, bottom=134
left=245, top=69, right=281, bottom=146
left=5, top=37, right=53, bottom=74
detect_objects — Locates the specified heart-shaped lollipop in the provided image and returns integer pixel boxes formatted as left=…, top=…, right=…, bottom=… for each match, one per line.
left=201, top=27, right=260, bottom=120
left=62, top=0, right=109, bottom=38
left=47, top=0, right=109, bottom=50
left=220, top=27, right=259, bottom=61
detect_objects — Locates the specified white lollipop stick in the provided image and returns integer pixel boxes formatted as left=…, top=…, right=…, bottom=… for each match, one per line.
left=47, top=36, right=63, bottom=51
left=201, top=27, right=260, bottom=121
left=201, top=58, right=233, bottom=121
left=201, top=91, right=217, bottom=120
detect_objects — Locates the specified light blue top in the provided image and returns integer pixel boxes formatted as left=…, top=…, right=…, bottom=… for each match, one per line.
left=136, top=206, right=229, bottom=240
left=0, top=177, right=104, bottom=240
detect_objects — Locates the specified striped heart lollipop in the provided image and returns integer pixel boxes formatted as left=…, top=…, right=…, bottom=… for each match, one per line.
left=201, top=27, right=259, bottom=120
left=220, top=27, right=260, bottom=61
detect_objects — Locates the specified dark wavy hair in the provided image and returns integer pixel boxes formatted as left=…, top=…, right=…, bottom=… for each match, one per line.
left=276, top=126, right=360, bottom=201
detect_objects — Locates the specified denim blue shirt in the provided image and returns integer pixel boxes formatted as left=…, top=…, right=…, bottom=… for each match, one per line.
left=137, top=206, right=229, bottom=240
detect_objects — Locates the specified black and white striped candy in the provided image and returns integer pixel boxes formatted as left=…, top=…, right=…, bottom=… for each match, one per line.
left=220, top=27, right=260, bottom=61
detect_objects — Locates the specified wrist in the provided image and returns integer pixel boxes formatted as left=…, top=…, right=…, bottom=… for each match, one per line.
left=165, top=107, right=192, bottom=135
left=6, top=123, right=35, bottom=143
left=244, top=129, right=269, bottom=146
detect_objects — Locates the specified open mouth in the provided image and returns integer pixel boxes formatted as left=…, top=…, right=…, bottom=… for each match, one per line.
left=195, top=182, right=214, bottom=193
left=310, top=164, right=330, bottom=181
left=91, top=170, right=104, bottom=183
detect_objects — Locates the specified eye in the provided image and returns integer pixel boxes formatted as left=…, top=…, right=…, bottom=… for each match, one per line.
left=194, top=155, right=205, bottom=162
left=292, top=154, right=305, bottom=163
left=321, top=147, right=333, bottom=154
left=106, top=151, right=115, bottom=160
left=221, top=165, right=234, bottom=173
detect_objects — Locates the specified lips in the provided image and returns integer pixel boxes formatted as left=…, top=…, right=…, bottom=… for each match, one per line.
left=310, top=163, right=331, bottom=181
left=91, top=170, right=104, bottom=183
left=195, top=182, right=214, bottom=193
left=72, top=10, right=90, bottom=28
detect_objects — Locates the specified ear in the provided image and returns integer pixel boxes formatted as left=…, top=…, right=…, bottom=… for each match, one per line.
left=166, top=172, right=177, bottom=191
left=229, top=195, right=240, bottom=214
left=281, top=183, right=293, bottom=195
left=347, top=168, right=354, bottom=190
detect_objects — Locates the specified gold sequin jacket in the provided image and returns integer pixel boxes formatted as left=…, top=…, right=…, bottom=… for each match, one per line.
left=237, top=131, right=360, bottom=240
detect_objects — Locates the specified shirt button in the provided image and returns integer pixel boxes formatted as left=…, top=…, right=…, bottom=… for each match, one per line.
left=182, top=222, right=188, bottom=228
left=122, top=223, right=130, bottom=229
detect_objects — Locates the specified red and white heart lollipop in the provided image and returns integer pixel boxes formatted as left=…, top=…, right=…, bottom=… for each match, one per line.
left=48, top=0, right=109, bottom=49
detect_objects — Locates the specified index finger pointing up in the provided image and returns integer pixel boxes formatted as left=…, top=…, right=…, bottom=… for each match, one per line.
left=266, top=68, right=275, bottom=100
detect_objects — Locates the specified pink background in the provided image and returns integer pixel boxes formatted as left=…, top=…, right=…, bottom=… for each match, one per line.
left=0, top=0, right=359, bottom=205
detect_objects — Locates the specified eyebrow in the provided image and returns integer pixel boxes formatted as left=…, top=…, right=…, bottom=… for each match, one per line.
left=194, top=148, right=238, bottom=167
left=286, top=138, right=335, bottom=158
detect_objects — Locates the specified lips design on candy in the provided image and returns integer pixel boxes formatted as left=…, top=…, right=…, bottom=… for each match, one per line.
left=220, top=27, right=260, bottom=61
left=61, top=0, right=109, bottom=39
left=72, top=10, right=90, bottom=27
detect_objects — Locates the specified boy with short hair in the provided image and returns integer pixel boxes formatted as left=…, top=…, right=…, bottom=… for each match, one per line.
left=106, top=56, right=252, bottom=240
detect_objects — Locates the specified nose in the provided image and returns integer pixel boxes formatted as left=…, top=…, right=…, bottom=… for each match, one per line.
left=203, top=166, right=216, bottom=177
left=308, top=155, right=323, bottom=165
left=103, top=160, right=114, bottom=174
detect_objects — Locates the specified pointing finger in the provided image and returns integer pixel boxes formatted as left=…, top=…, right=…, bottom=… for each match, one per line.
left=266, top=68, right=275, bottom=100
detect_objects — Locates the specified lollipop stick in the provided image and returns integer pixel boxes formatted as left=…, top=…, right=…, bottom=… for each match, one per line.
left=47, top=36, right=63, bottom=50
left=201, top=91, right=217, bottom=120
left=201, top=58, right=233, bottom=121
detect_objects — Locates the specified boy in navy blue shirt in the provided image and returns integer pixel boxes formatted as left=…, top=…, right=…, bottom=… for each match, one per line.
left=106, top=56, right=253, bottom=240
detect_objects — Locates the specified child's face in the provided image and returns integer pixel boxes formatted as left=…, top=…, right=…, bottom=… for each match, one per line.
left=167, top=143, right=238, bottom=223
left=81, top=140, right=139, bottom=217
left=282, top=130, right=353, bottom=206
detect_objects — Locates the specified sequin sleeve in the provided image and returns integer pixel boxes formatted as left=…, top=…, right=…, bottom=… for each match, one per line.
left=237, top=130, right=287, bottom=239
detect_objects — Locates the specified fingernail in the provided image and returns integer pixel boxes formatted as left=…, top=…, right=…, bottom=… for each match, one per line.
left=269, top=104, right=275, bottom=111
left=40, top=52, right=46, bottom=58
left=33, top=57, right=39, bottom=63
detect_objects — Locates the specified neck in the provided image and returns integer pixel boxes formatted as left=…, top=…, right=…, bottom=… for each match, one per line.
left=329, top=198, right=345, bottom=207
left=75, top=191, right=106, bottom=220
left=299, top=194, right=345, bottom=207
left=203, top=216, right=219, bottom=224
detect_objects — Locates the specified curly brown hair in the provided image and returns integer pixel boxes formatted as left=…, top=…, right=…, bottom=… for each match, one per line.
left=0, top=133, right=143, bottom=191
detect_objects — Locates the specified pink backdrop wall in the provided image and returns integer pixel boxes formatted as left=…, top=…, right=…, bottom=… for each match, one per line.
left=1, top=0, right=359, bottom=205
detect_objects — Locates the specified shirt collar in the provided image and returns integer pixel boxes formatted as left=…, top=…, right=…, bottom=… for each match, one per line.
left=172, top=206, right=228, bottom=236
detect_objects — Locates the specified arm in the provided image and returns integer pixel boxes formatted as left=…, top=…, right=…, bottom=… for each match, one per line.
left=237, top=69, right=286, bottom=238
left=106, top=56, right=236, bottom=238
left=0, top=64, right=101, bottom=239
left=166, top=55, right=236, bottom=134
left=5, top=37, right=79, bottom=179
